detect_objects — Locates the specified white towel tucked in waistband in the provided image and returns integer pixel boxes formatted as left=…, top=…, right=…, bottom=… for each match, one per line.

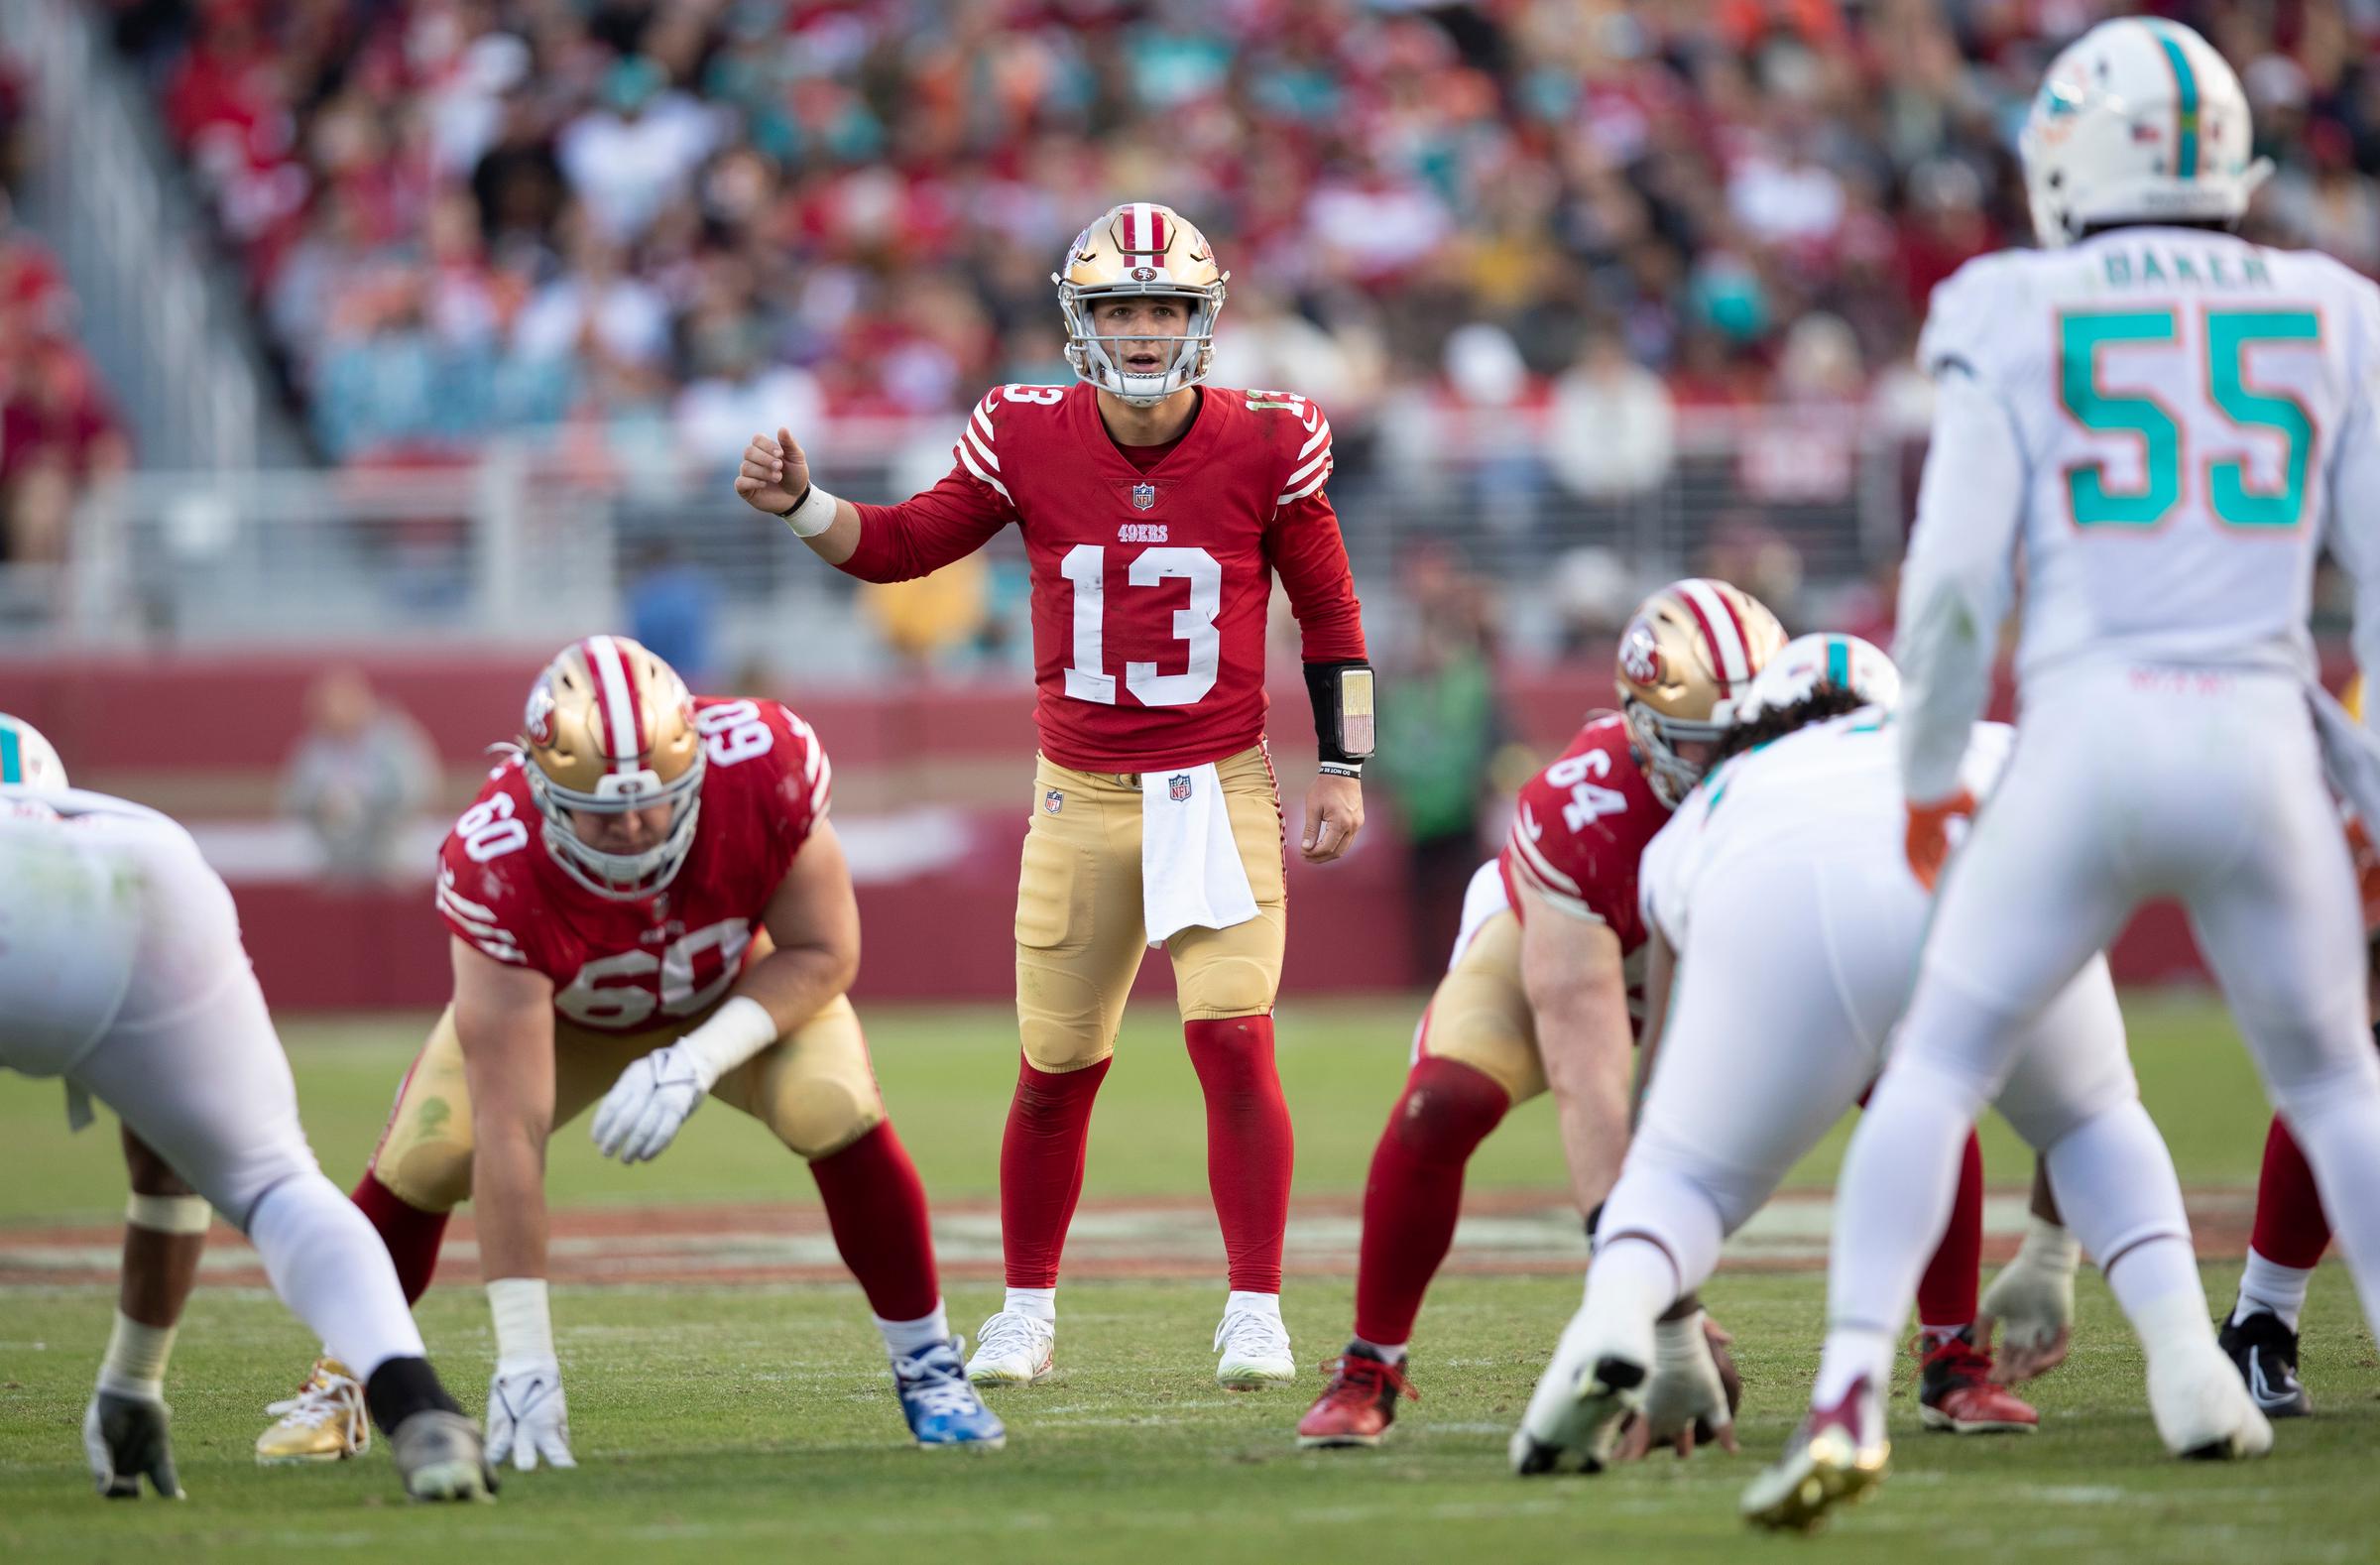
left=1140, top=762, right=1258, bottom=946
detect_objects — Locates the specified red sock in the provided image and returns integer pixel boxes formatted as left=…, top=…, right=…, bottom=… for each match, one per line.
left=1184, top=1017, right=1296, bottom=1294
left=1352, top=1054, right=1510, bottom=1347
left=1915, top=1129, right=1984, bottom=1334
left=350, top=1170, right=448, bottom=1306
left=2250, top=1115, right=2332, bottom=1268
left=809, top=1122, right=940, bottom=1322
left=999, top=1054, right=1111, bottom=1288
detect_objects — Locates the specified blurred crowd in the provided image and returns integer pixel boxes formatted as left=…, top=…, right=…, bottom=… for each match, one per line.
left=0, top=58, right=130, bottom=570
left=97, top=0, right=2380, bottom=482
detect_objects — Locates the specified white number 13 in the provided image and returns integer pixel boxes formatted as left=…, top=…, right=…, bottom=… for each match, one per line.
left=1060, top=545, right=1222, bottom=707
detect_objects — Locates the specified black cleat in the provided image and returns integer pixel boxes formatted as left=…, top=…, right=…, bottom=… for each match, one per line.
left=2218, top=1309, right=2312, bottom=1418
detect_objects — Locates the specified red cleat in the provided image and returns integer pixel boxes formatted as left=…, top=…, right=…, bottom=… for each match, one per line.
left=1295, top=1348, right=1418, bottom=1448
left=1919, top=1333, right=2039, bottom=1434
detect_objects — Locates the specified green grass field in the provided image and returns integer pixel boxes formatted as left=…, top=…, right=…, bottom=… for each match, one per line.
left=5, top=994, right=2378, bottom=1563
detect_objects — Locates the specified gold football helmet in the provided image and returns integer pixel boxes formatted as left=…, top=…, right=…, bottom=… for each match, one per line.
left=520, top=635, right=704, bottom=900
left=1614, top=578, right=1788, bottom=806
left=1052, top=201, right=1229, bottom=407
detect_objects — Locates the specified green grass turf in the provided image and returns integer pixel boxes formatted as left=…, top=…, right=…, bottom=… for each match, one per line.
left=2, top=1269, right=2377, bottom=1563
left=0, top=991, right=2281, bottom=1222
left=4, top=991, right=2372, bottom=1561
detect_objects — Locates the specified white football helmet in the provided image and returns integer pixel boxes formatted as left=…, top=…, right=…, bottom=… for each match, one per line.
left=2020, top=17, right=2270, bottom=249
left=1053, top=202, right=1228, bottom=408
left=1734, top=633, right=1900, bottom=723
left=0, top=711, right=67, bottom=791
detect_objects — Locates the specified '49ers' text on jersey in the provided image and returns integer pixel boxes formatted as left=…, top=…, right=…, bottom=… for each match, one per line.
left=434, top=697, right=831, bottom=1033
left=1497, top=713, right=1670, bottom=956
left=840, top=382, right=1366, bottom=773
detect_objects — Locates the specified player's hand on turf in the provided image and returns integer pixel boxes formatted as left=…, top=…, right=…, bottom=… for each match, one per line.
left=1904, top=787, right=1976, bottom=890
left=1301, top=772, right=1365, bottom=863
left=1636, top=1311, right=1739, bottom=1459
left=591, top=1042, right=715, bottom=1164
left=1977, top=1220, right=2080, bottom=1383
left=83, top=1388, right=183, bottom=1499
left=485, top=1361, right=575, bottom=1472
left=734, top=426, right=810, bottom=516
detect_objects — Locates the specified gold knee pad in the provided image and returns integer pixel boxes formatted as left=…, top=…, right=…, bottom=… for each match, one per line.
left=713, top=994, right=887, bottom=1159
left=1015, top=757, right=1150, bottom=1072
left=1417, top=911, right=1546, bottom=1104
left=368, top=1010, right=477, bottom=1213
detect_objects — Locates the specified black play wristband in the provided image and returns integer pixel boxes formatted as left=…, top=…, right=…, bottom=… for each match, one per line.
left=1305, top=660, right=1375, bottom=768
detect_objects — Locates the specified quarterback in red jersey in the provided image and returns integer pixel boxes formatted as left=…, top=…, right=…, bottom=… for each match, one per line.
left=738, top=201, right=1372, bottom=1388
left=256, top=637, right=1004, bottom=1466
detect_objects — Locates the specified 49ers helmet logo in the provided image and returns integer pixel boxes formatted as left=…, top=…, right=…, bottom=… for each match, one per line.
left=1619, top=619, right=1665, bottom=687
left=524, top=679, right=558, bottom=747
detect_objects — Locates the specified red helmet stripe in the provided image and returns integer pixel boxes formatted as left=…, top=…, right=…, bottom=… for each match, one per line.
left=582, top=635, right=644, bottom=773
left=1147, top=206, right=1168, bottom=254
left=1671, top=579, right=1751, bottom=689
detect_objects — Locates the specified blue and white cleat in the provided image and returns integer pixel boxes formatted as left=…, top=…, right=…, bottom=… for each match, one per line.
left=894, top=1339, right=1009, bottom=1450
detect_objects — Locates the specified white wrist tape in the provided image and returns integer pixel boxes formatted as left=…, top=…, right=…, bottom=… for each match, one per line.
left=126, top=1192, right=213, bottom=1235
left=1653, top=1308, right=1708, bottom=1363
left=779, top=483, right=840, bottom=539
left=488, top=1276, right=557, bottom=1372
left=2015, top=1216, right=2081, bottom=1269
left=98, top=1308, right=178, bottom=1399
left=676, top=996, right=780, bottom=1085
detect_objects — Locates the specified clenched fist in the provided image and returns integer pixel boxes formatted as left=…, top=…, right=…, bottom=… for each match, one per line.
left=735, top=427, right=810, bottom=516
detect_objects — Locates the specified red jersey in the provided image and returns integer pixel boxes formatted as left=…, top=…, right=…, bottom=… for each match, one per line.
left=842, top=381, right=1367, bottom=772
left=434, top=697, right=831, bottom=1033
left=1497, top=713, right=1670, bottom=956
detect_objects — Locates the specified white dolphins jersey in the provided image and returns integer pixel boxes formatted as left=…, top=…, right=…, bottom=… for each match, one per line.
left=1894, top=227, right=2380, bottom=801
left=1639, top=714, right=2013, bottom=952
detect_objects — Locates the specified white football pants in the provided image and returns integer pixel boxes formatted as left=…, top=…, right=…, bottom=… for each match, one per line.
left=1607, top=847, right=2135, bottom=1298
left=0, top=813, right=427, bottom=1378
left=1829, top=664, right=2380, bottom=1342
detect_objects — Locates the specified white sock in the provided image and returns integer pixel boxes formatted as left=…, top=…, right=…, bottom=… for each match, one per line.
left=1812, top=1326, right=1896, bottom=1408
left=247, top=1173, right=425, bottom=1383
left=1004, top=1286, right=1056, bottom=1325
left=1595, top=1160, right=1726, bottom=1299
left=1823, top=1053, right=1986, bottom=1342
left=2234, top=1248, right=2314, bottom=1333
left=1576, top=1237, right=1676, bottom=1371
left=2127, top=1282, right=2220, bottom=1367
left=878, top=1301, right=952, bottom=1359
left=1351, top=1336, right=1406, bottom=1366
left=96, top=1310, right=177, bottom=1401
left=1225, top=1289, right=1282, bottom=1320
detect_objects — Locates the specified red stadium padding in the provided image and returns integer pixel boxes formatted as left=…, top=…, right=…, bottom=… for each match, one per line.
left=0, top=648, right=2343, bottom=1005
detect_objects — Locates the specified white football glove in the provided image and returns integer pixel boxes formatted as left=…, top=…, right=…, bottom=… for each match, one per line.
left=590, top=1042, right=716, bottom=1164
left=1635, top=1310, right=1738, bottom=1458
left=485, top=1360, right=575, bottom=1472
left=1977, top=1218, right=2081, bottom=1383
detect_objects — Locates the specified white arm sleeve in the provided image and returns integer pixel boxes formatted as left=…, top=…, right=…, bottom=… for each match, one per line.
left=2322, top=285, right=2380, bottom=738
left=1895, top=368, right=2027, bottom=804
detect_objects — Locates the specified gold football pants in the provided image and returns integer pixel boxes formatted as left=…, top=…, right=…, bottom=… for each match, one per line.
left=1414, top=909, right=1547, bottom=1105
left=1014, top=745, right=1287, bottom=1072
left=368, top=975, right=885, bottom=1214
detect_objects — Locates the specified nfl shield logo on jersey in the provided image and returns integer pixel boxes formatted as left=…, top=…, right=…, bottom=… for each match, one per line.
left=1131, top=483, right=1157, bottom=511
left=1168, top=774, right=1193, bottom=802
left=1044, top=789, right=1064, bottom=815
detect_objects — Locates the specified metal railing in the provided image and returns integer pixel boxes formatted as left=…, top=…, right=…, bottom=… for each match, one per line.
left=1, top=0, right=294, bottom=471
left=0, top=404, right=1920, bottom=663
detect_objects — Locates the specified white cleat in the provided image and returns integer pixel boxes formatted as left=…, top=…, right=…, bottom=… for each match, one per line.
left=1510, top=1306, right=1646, bottom=1476
left=1214, top=1305, right=1295, bottom=1389
left=2149, top=1339, right=2274, bottom=1461
left=965, top=1312, right=1055, bottom=1386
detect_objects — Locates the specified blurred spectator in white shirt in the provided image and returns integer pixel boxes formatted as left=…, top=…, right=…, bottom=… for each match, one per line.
left=1547, top=330, right=1675, bottom=499
left=281, top=666, right=438, bottom=885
